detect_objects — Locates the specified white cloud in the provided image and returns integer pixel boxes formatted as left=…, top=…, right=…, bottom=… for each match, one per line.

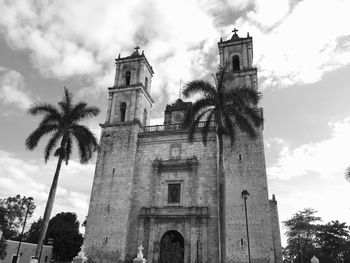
left=0, top=0, right=219, bottom=100
left=236, top=0, right=350, bottom=88
left=0, top=0, right=350, bottom=96
left=0, top=149, right=94, bottom=225
left=0, top=69, right=32, bottom=110
left=267, top=117, right=350, bottom=180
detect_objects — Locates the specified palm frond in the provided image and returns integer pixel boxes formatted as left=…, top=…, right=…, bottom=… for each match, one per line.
left=182, top=80, right=216, bottom=98
left=186, top=108, right=213, bottom=143
left=69, top=102, right=100, bottom=123
left=38, top=113, right=62, bottom=128
left=345, top=166, right=350, bottom=182
left=233, top=87, right=262, bottom=105
left=25, top=124, right=59, bottom=150
left=221, top=110, right=236, bottom=146
left=216, top=65, right=228, bottom=93
left=28, top=103, right=60, bottom=117
left=201, top=110, right=215, bottom=146
left=58, top=87, right=73, bottom=116
left=71, top=124, right=99, bottom=164
left=243, top=106, right=264, bottom=127
left=64, top=135, right=73, bottom=165
left=182, top=98, right=214, bottom=128
left=233, top=111, right=257, bottom=138
left=44, top=131, right=62, bottom=163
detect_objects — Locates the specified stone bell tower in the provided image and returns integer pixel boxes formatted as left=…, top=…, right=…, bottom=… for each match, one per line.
left=219, top=29, right=282, bottom=263
left=84, top=46, right=154, bottom=261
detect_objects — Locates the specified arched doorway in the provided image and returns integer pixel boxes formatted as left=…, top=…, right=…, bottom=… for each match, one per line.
left=159, top=230, right=184, bottom=263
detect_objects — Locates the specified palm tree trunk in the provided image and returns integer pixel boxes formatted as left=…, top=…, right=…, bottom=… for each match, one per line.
left=217, top=132, right=226, bottom=263
left=34, top=155, right=63, bottom=261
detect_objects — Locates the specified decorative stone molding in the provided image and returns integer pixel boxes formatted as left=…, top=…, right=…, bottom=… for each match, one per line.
left=139, top=206, right=209, bottom=219
left=152, top=157, right=198, bottom=172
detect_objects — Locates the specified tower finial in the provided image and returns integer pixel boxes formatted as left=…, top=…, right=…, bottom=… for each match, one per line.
left=232, top=28, right=239, bottom=35
left=135, top=46, right=140, bottom=52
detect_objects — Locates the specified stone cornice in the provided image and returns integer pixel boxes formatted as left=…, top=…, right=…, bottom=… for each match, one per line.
left=139, top=206, right=209, bottom=219
left=100, top=119, right=142, bottom=128
left=152, top=157, right=198, bottom=172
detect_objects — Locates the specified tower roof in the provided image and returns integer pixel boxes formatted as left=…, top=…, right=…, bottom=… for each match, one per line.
left=218, top=28, right=252, bottom=46
left=165, top=99, right=192, bottom=113
left=130, top=46, right=141, bottom=57
left=115, top=46, right=154, bottom=75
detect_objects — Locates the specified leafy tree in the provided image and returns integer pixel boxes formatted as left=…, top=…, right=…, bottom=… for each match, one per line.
left=26, top=213, right=83, bottom=261
left=25, top=218, right=43, bottom=244
left=46, top=212, right=83, bottom=262
left=315, top=220, right=350, bottom=263
left=182, top=66, right=263, bottom=262
left=0, top=233, right=6, bottom=260
left=25, top=88, right=100, bottom=259
left=283, top=208, right=321, bottom=263
left=0, top=195, right=36, bottom=239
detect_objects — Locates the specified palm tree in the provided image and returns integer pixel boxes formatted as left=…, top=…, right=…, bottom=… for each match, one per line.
left=25, top=88, right=99, bottom=261
left=182, top=66, right=263, bottom=263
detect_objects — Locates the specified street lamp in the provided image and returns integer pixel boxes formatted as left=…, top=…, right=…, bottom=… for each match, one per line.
left=15, top=197, right=33, bottom=263
left=241, top=190, right=251, bottom=263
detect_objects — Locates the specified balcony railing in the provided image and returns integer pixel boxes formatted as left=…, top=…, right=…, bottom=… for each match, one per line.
left=141, top=121, right=216, bottom=133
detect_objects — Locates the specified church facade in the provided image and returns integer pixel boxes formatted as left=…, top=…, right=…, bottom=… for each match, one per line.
left=84, top=31, right=282, bottom=263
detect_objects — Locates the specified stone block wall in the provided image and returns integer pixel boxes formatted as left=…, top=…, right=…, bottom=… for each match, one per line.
left=124, top=130, right=220, bottom=263
left=223, top=130, right=276, bottom=263
left=85, top=123, right=140, bottom=261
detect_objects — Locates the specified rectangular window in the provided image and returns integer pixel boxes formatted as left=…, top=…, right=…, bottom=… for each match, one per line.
left=168, top=183, right=181, bottom=204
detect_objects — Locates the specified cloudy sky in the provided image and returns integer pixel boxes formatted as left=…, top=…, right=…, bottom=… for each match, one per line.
left=1, top=0, right=350, bottom=245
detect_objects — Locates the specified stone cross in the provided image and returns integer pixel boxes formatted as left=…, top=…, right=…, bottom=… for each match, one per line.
left=232, top=28, right=239, bottom=34
left=137, top=245, right=144, bottom=259
left=135, top=46, right=140, bottom=52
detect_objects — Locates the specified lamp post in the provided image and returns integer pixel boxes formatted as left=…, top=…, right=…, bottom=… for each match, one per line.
left=241, top=190, right=251, bottom=263
left=15, top=197, right=33, bottom=263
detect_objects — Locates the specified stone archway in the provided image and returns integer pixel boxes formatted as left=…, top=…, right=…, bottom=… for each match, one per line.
left=159, top=230, right=184, bottom=263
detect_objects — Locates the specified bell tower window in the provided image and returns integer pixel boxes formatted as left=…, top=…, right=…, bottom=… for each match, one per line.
left=232, top=55, right=240, bottom=71
left=120, top=102, right=126, bottom=122
left=125, top=71, right=131, bottom=85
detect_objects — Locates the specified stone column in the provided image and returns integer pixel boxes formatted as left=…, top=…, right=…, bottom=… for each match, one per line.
left=134, top=90, right=142, bottom=122
left=147, top=217, right=156, bottom=262
left=106, top=92, right=113, bottom=123
left=190, top=218, right=196, bottom=263
left=139, top=61, right=145, bottom=85
left=219, top=48, right=224, bottom=67
left=130, top=89, right=137, bottom=121
left=151, top=161, right=161, bottom=206
left=138, top=217, right=145, bottom=247
left=242, top=43, right=248, bottom=69
left=114, top=63, right=122, bottom=86
left=188, top=159, right=198, bottom=206
left=111, top=92, right=117, bottom=123
left=202, top=218, right=208, bottom=263
left=247, top=43, right=253, bottom=68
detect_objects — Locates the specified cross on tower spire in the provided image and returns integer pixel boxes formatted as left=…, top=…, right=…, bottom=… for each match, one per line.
left=135, top=46, right=140, bottom=52
left=232, top=28, right=239, bottom=34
